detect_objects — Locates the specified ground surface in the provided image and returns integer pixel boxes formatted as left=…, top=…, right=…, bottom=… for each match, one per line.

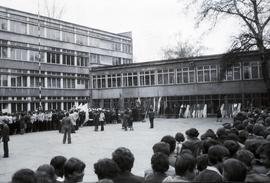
left=0, top=117, right=230, bottom=182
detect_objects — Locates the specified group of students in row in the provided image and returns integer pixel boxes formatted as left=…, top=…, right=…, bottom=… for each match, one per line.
left=10, top=107, right=270, bottom=182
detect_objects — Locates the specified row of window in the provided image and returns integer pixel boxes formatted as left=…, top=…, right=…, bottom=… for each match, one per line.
left=92, top=62, right=263, bottom=88
left=0, top=74, right=89, bottom=89
left=0, top=40, right=132, bottom=66
left=0, top=16, right=132, bottom=53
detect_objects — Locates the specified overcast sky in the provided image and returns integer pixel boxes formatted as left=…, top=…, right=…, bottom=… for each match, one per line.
left=0, top=0, right=241, bottom=62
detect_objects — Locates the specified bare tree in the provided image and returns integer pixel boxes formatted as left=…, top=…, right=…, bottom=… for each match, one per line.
left=43, top=0, right=65, bottom=19
left=188, top=0, right=270, bottom=94
left=162, top=38, right=204, bottom=59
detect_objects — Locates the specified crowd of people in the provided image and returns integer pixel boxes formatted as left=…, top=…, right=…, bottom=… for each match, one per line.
left=3, top=107, right=270, bottom=182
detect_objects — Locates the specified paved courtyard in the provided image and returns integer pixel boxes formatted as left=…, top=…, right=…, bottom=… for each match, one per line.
left=0, top=117, right=230, bottom=182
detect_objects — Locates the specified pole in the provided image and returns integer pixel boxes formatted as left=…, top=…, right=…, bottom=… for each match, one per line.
left=38, top=0, right=42, bottom=111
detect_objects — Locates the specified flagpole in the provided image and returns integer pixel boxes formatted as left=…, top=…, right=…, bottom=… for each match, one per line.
left=38, top=0, right=42, bottom=111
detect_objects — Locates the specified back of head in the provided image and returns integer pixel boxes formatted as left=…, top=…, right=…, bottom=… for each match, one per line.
left=175, top=153, right=196, bottom=177
left=151, top=152, right=169, bottom=173
left=223, top=158, right=247, bottom=181
left=185, top=128, right=199, bottom=139
left=161, top=135, right=176, bottom=154
left=12, top=168, right=37, bottom=183
left=36, top=164, right=56, bottom=183
left=202, top=139, right=219, bottom=154
left=223, top=140, right=240, bottom=157
left=65, top=113, right=69, bottom=117
left=175, top=132, right=185, bottom=143
left=50, top=155, right=67, bottom=177
left=152, top=142, right=170, bottom=156
left=112, top=147, right=134, bottom=172
left=64, top=157, right=86, bottom=182
left=94, top=158, right=119, bottom=180
left=236, top=149, right=254, bottom=168
left=256, top=142, right=270, bottom=168
left=196, top=154, right=208, bottom=172
left=208, top=145, right=229, bottom=165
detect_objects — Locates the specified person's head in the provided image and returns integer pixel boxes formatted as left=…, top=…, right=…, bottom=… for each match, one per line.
left=50, top=155, right=67, bottom=178
left=223, top=140, right=240, bottom=158
left=175, top=153, right=196, bottom=180
left=257, top=142, right=270, bottom=168
left=245, top=138, right=265, bottom=159
left=196, top=154, right=208, bottom=172
left=223, top=158, right=247, bottom=181
left=238, top=130, right=249, bottom=144
left=112, top=147, right=134, bottom=172
left=236, top=149, right=254, bottom=168
left=63, top=157, right=86, bottom=182
left=201, top=129, right=217, bottom=140
left=152, top=142, right=170, bottom=156
left=175, top=132, right=185, bottom=143
left=36, top=164, right=56, bottom=183
left=202, top=139, right=219, bottom=154
left=94, top=158, right=120, bottom=180
left=151, top=152, right=169, bottom=173
left=185, top=128, right=199, bottom=139
left=65, top=113, right=69, bottom=117
left=208, top=145, right=229, bottom=166
left=11, top=169, right=37, bottom=183
left=161, top=135, right=176, bottom=154
left=253, top=124, right=265, bottom=137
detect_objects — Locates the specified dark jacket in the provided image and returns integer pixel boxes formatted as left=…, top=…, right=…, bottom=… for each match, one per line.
left=61, top=116, right=72, bottom=129
left=1, top=123, right=10, bottom=142
left=113, top=171, right=144, bottom=183
left=194, top=169, right=223, bottom=182
left=148, top=111, right=155, bottom=119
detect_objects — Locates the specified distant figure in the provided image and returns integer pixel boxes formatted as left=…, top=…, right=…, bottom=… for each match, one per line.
left=99, top=110, right=105, bottom=131
left=148, top=109, right=155, bottom=129
left=62, top=113, right=72, bottom=144
left=216, top=107, right=222, bottom=122
left=0, top=120, right=10, bottom=158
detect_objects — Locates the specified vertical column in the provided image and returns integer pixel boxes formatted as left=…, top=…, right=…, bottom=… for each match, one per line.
left=7, top=13, right=10, bottom=31
left=27, top=97, right=31, bottom=111
left=44, top=71, right=48, bottom=88
left=60, top=73, right=63, bottom=88
left=26, top=17, right=30, bottom=34
left=7, top=97, right=12, bottom=113
left=60, top=24, right=63, bottom=41
left=74, top=28, right=77, bottom=44
left=44, top=22, right=47, bottom=38
left=74, top=73, right=78, bottom=89
left=74, top=51, right=77, bottom=66
left=45, top=96, right=48, bottom=111
left=27, top=71, right=31, bottom=87
left=61, top=97, right=64, bottom=110
left=43, top=48, right=47, bottom=63
left=60, top=49, right=63, bottom=64
left=27, top=44, right=30, bottom=61
left=87, top=31, right=90, bottom=46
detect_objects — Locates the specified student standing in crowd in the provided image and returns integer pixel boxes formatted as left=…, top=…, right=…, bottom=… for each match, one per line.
left=148, top=108, right=155, bottom=129
left=0, top=119, right=10, bottom=158
left=62, top=113, right=72, bottom=144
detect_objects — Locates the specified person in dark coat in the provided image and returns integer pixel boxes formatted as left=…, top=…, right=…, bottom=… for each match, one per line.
left=216, top=107, right=222, bottom=122
left=148, top=108, right=155, bottom=129
left=112, top=147, right=144, bottom=183
left=0, top=120, right=10, bottom=158
left=61, top=113, right=72, bottom=144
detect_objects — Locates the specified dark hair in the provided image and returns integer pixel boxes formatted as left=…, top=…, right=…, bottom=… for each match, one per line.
left=161, top=135, right=176, bottom=153
left=236, top=149, right=254, bottom=168
left=185, top=128, right=199, bottom=138
left=50, top=155, right=67, bottom=178
left=245, top=139, right=265, bottom=159
left=238, top=130, right=249, bottom=144
left=202, top=139, right=219, bottom=154
left=175, top=153, right=196, bottom=176
left=257, top=142, right=270, bottom=161
left=201, top=129, right=217, bottom=140
left=112, top=147, right=134, bottom=172
left=223, top=140, right=240, bottom=158
left=223, top=158, right=247, bottom=181
left=208, top=145, right=229, bottom=165
left=36, top=164, right=56, bottom=183
left=253, top=124, right=265, bottom=137
left=151, top=152, right=169, bottom=173
left=94, top=158, right=120, bottom=180
left=65, top=113, right=69, bottom=117
left=11, top=169, right=37, bottom=183
left=64, top=157, right=86, bottom=180
left=152, top=142, right=170, bottom=156
left=196, top=154, right=208, bottom=172
left=175, top=132, right=185, bottom=143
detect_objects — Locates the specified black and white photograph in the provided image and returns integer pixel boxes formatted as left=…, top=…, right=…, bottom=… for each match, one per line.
left=0, top=0, right=270, bottom=182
